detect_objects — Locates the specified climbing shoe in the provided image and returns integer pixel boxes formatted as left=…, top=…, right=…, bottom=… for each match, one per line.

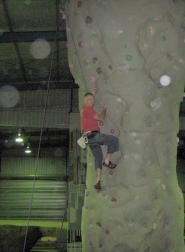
left=94, top=180, right=101, bottom=190
left=103, top=161, right=117, bottom=169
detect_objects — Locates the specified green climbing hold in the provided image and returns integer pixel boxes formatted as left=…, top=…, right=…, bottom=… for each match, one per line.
left=85, top=16, right=93, bottom=24
left=96, top=67, right=102, bottom=74
left=161, top=35, right=167, bottom=41
left=126, top=54, right=133, bottom=61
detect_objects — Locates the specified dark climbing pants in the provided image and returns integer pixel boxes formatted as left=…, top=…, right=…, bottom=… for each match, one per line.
left=87, top=132, right=119, bottom=170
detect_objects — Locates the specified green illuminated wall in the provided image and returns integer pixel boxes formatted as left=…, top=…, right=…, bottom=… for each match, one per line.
left=1, top=157, right=66, bottom=178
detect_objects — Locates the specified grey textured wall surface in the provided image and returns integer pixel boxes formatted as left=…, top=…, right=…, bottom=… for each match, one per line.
left=66, top=1, right=185, bottom=251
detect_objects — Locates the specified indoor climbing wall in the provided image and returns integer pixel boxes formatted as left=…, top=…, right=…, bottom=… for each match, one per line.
left=65, top=0, right=185, bottom=251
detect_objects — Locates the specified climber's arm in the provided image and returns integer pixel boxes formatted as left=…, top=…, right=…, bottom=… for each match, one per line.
left=94, top=108, right=107, bottom=121
left=91, top=86, right=106, bottom=121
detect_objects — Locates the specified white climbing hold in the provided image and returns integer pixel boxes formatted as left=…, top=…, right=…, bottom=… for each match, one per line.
left=131, top=132, right=137, bottom=137
left=116, top=97, right=123, bottom=103
left=135, top=139, right=141, bottom=144
left=133, top=154, right=140, bottom=160
left=150, top=98, right=162, bottom=111
left=118, top=29, right=124, bottom=34
left=179, top=58, right=184, bottom=64
left=149, top=26, right=155, bottom=35
left=159, top=75, right=172, bottom=87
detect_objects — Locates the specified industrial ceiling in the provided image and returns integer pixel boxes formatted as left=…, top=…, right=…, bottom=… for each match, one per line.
left=0, top=0, right=75, bottom=89
left=0, top=0, right=78, bottom=155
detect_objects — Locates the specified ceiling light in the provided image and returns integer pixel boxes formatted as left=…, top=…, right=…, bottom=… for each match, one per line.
left=15, top=129, right=24, bottom=143
left=25, top=144, right=32, bottom=154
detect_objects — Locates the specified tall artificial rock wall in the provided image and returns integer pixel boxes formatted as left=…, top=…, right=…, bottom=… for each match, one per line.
left=65, top=1, right=185, bottom=251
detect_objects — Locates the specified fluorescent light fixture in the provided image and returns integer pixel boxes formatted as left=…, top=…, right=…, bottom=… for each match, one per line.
left=25, top=144, right=32, bottom=154
left=15, top=130, right=24, bottom=143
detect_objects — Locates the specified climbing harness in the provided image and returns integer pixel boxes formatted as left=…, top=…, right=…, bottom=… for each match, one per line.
left=77, top=133, right=89, bottom=149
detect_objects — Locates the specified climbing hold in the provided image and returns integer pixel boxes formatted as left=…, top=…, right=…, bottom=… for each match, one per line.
left=85, top=16, right=93, bottom=24
left=135, top=139, right=141, bottom=145
left=93, top=57, right=98, bottom=63
left=111, top=197, right=117, bottom=202
left=150, top=98, right=162, bottom=111
left=118, top=29, right=124, bottom=34
left=77, top=0, right=82, bottom=7
left=149, top=26, right=155, bottom=35
left=105, top=229, right=110, bottom=235
left=96, top=67, right=102, bottom=74
left=108, top=65, right=113, bottom=70
left=161, top=35, right=167, bottom=41
left=126, top=54, right=133, bottom=61
left=99, top=243, right=103, bottom=248
left=131, top=132, right=137, bottom=137
left=159, top=75, right=172, bottom=87
left=78, top=41, right=84, bottom=48
left=116, top=97, right=123, bottom=103
left=96, top=222, right=102, bottom=227
left=109, top=170, right=114, bottom=175
left=102, top=79, right=108, bottom=85
left=110, top=129, right=115, bottom=134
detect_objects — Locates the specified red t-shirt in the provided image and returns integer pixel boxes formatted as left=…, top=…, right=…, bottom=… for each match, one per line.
left=81, top=106, right=99, bottom=132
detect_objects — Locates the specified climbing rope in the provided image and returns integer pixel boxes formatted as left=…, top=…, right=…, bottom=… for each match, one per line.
left=22, top=45, right=55, bottom=252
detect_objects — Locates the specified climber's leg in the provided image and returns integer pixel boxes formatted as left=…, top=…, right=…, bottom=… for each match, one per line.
left=103, top=134, right=119, bottom=154
left=106, top=153, right=113, bottom=163
left=88, top=143, right=103, bottom=189
left=97, top=134, right=119, bottom=169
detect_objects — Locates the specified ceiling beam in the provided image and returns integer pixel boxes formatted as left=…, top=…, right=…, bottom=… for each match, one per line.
left=0, top=80, right=78, bottom=90
left=0, top=31, right=67, bottom=43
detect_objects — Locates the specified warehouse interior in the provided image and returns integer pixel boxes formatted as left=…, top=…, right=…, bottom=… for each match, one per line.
left=0, top=0, right=184, bottom=251
left=0, top=0, right=85, bottom=251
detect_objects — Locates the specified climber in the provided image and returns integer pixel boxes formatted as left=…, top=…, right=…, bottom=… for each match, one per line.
left=80, top=91, right=119, bottom=190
